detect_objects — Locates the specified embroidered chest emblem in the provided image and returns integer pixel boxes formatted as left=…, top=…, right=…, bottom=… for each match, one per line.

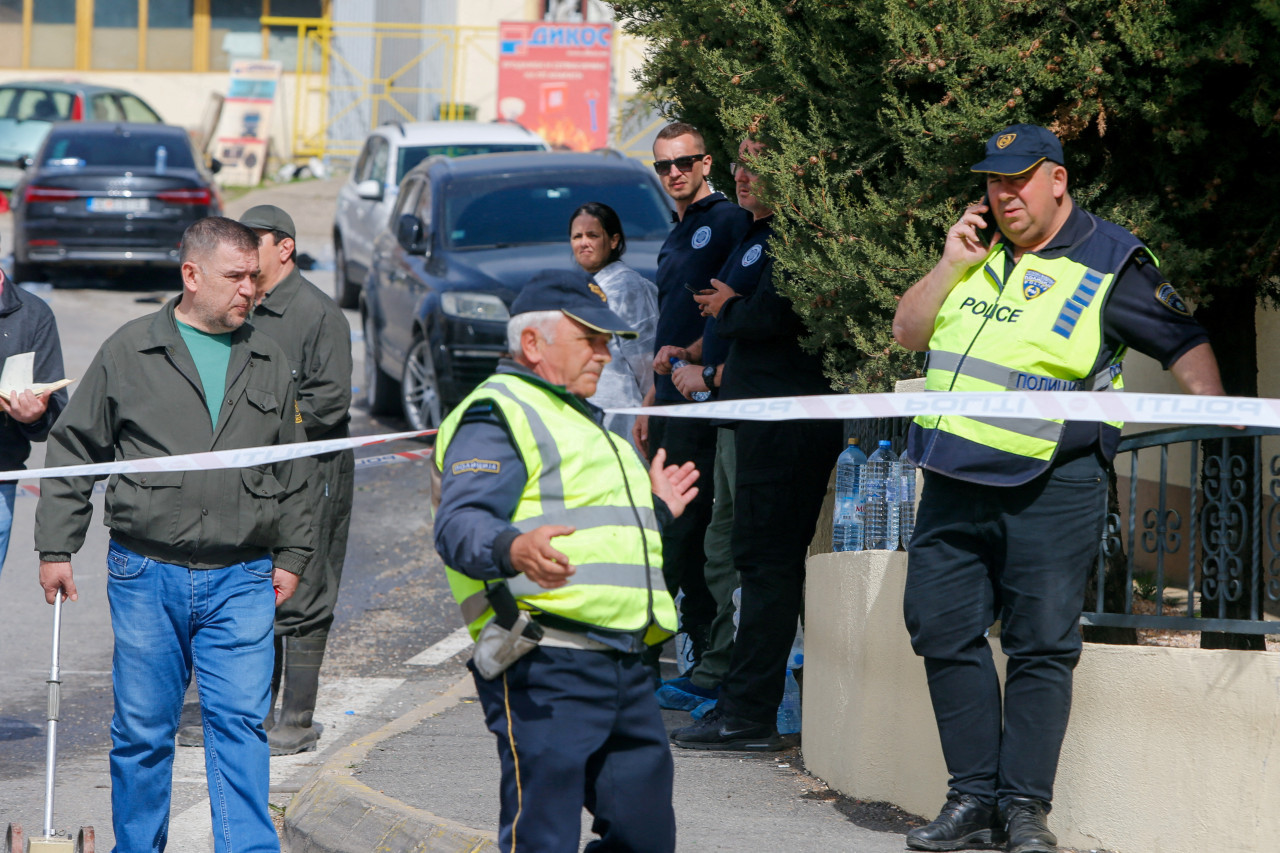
left=691, top=226, right=711, bottom=249
left=741, top=244, right=763, bottom=267
left=1022, top=270, right=1056, bottom=300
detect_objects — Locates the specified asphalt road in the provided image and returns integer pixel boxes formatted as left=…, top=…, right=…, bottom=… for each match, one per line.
left=0, top=179, right=471, bottom=848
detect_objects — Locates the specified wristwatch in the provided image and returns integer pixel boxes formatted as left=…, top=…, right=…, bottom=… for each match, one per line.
left=702, top=364, right=718, bottom=390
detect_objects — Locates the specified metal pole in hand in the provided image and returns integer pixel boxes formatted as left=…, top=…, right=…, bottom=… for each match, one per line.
left=43, top=590, right=64, bottom=838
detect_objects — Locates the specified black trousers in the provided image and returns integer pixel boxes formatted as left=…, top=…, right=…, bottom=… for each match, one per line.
left=719, top=419, right=843, bottom=725
left=275, top=449, right=355, bottom=638
left=648, top=415, right=718, bottom=634
left=471, top=646, right=676, bottom=853
left=902, top=452, right=1106, bottom=807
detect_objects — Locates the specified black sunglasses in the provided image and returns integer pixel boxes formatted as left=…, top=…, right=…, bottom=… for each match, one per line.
left=729, top=162, right=752, bottom=176
left=653, top=154, right=707, bottom=175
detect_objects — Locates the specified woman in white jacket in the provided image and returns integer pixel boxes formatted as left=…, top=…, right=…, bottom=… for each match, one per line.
left=569, top=201, right=658, bottom=452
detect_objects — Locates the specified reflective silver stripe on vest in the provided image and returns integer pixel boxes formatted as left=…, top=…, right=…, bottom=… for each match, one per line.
left=460, top=590, right=489, bottom=624
left=484, top=381, right=566, bottom=504
left=482, top=380, right=665, bottom=597
left=965, top=416, right=1064, bottom=442
left=514, top=505, right=659, bottom=533
left=508, top=562, right=655, bottom=598
left=927, top=350, right=1119, bottom=393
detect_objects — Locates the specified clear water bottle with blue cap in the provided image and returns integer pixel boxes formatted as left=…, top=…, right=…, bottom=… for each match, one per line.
left=864, top=440, right=900, bottom=550
left=832, top=438, right=867, bottom=552
left=899, top=455, right=917, bottom=550
left=669, top=357, right=710, bottom=402
left=776, top=669, right=802, bottom=734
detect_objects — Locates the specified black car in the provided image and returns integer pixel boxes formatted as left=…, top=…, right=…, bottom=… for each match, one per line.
left=13, top=122, right=221, bottom=282
left=361, top=150, right=674, bottom=430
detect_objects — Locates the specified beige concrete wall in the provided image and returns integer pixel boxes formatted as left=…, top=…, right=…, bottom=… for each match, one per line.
left=804, top=550, right=1280, bottom=853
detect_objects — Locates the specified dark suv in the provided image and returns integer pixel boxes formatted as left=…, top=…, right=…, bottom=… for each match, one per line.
left=361, top=150, right=673, bottom=430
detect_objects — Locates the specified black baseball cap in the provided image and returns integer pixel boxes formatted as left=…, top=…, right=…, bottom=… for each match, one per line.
left=511, top=269, right=638, bottom=339
left=239, top=204, right=296, bottom=239
left=970, top=124, right=1065, bottom=175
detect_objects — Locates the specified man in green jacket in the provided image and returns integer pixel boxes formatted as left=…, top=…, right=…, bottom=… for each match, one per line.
left=35, top=216, right=313, bottom=853
left=239, top=203, right=353, bottom=755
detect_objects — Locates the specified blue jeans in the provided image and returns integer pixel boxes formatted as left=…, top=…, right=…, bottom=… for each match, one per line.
left=0, top=481, right=15, bottom=578
left=106, top=541, right=278, bottom=853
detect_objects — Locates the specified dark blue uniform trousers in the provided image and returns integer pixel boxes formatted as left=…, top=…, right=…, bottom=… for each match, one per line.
left=903, top=452, right=1106, bottom=807
left=471, top=645, right=676, bottom=853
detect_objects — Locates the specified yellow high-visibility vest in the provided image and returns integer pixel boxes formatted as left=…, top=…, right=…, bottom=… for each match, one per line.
left=913, top=212, right=1151, bottom=485
left=436, top=373, right=677, bottom=644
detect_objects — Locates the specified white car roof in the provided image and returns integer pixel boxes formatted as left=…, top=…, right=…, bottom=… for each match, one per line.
left=377, top=121, right=547, bottom=147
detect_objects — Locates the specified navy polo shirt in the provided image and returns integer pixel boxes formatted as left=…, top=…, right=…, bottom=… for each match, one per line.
left=702, top=216, right=774, bottom=370
left=653, top=192, right=752, bottom=403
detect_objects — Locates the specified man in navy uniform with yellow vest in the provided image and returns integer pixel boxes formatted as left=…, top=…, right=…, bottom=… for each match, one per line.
left=893, top=125, right=1228, bottom=853
left=433, top=268, right=700, bottom=853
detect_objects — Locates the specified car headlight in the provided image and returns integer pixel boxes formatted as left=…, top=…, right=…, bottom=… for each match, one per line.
left=441, top=292, right=510, bottom=321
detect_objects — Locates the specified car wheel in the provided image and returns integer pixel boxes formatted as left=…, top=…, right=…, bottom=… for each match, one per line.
left=333, top=236, right=358, bottom=309
left=401, top=337, right=444, bottom=432
left=363, top=310, right=400, bottom=415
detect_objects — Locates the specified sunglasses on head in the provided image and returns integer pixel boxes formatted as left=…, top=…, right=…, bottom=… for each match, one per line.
left=653, top=154, right=707, bottom=175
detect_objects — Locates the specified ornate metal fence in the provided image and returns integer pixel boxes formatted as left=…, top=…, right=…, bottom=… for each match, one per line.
left=1082, top=425, right=1280, bottom=636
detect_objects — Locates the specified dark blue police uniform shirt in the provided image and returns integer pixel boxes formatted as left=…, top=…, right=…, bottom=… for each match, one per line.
left=977, top=203, right=1209, bottom=461
left=702, top=216, right=774, bottom=371
left=653, top=192, right=752, bottom=403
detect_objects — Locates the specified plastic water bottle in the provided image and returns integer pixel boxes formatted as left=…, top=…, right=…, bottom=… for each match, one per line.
left=864, top=440, right=900, bottom=550
left=155, top=144, right=167, bottom=174
left=669, top=357, right=711, bottom=402
left=776, top=669, right=802, bottom=734
left=673, top=590, right=695, bottom=674
left=789, top=622, right=804, bottom=670
left=899, top=456, right=917, bottom=550
left=832, top=438, right=867, bottom=552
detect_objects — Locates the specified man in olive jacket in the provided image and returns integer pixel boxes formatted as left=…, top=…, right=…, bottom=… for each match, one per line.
left=239, top=203, right=354, bottom=756
left=35, top=217, right=313, bottom=853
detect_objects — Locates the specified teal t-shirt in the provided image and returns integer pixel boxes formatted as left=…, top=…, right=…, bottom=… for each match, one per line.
left=176, top=320, right=233, bottom=430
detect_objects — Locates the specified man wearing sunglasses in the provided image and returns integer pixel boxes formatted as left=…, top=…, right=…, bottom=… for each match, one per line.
left=634, top=122, right=751, bottom=686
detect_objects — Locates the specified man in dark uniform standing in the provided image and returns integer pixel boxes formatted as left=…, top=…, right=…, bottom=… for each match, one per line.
left=893, top=125, right=1227, bottom=853
left=238, top=204, right=354, bottom=755
left=634, top=121, right=751, bottom=676
left=669, top=137, right=842, bottom=749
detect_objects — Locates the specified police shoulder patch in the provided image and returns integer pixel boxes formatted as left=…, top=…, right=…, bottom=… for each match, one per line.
left=741, top=244, right=763, bottom=267
left=294, top=400, right=303, bottom=424
left=1022, top=270, right=1056, bottom=300
left=452, top=458, right=501, bottom=475
left=1155, top=282, right=1191, bottom=317
left=691, top=226, right=712, bottom=249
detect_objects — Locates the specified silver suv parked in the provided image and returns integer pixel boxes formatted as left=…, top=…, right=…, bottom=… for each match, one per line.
left=331, top=120, right=548, bottom=307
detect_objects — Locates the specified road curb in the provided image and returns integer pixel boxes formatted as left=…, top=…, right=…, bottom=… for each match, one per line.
left=283, top=675, right=498, bottom=853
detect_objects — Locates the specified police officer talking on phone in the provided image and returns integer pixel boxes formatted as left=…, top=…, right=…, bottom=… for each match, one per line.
left=893, top=125, right=1228, bottom=853
left=433, top=269, right=700, bottom=853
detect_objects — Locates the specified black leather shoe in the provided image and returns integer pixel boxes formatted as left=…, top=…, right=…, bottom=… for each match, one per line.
left=1002, top=797, right=1057, bottom=853
left=669, top=707, right=786, bottom=751
left=906, top=792, right=1004, bottom=851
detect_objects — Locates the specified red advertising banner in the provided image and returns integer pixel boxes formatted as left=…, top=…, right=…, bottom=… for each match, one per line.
left=497, top=21, right=612, bottom=151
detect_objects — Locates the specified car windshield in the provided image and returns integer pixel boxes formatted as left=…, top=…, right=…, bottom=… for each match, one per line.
left=396, top=144, right=543, bottom=182
left=42, top=131, right=195, bottom=169
left=444, top=172, right=672, bottom=249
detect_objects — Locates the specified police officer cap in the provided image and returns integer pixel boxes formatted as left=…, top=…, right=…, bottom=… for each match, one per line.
left=239, top=204, right=296, bottom=239
left=511, top=269, right=638, bottom=339
left=970, top=124, right=1065, bottom=176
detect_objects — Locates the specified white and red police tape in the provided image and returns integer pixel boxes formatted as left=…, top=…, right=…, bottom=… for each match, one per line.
left=2, top=390, right=1275, bottom=488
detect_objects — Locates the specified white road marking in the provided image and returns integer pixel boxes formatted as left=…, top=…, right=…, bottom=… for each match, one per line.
left=405, top=626, right=473, bottom=667
left=166, top=675, right=404, bottom=851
